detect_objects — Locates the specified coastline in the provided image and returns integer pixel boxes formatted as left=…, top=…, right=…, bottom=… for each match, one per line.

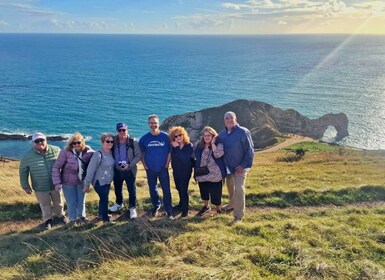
left=0, top=133, right=68, bottom=141
left=1, top=134, right=317, bottom=161
left=0, top=156, right=18, bottom=162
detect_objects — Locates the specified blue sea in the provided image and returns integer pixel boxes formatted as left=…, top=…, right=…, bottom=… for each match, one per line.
left=1, top=34, right=385, bottom=159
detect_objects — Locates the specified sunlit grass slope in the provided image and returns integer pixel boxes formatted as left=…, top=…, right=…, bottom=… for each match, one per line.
left=0, top=142, right=384, bottom=279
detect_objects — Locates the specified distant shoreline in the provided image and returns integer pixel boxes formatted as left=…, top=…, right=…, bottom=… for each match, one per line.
left=0, top=134, right=371, bottom=162
left=0, top=133, right=68, bottom=141
left=0, top=156, right=18, bottom=162
left=0, top=134, right=323, bottom=162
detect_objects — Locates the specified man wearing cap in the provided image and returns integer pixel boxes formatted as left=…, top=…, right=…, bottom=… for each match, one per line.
left=139, top=114, right=173, bottom=219
left=109, top=122, right=141, bottom=219
left=19, top=132, right=68, bottom=230
left=219, top=112, right=254, bottom=225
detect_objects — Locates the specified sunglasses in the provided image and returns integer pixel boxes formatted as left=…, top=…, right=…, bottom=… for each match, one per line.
left=72, top=141, right=82, bottom=145
left=105, top=140, right=114, bottom=144
left=118, top=129, right=126, bottom=132
left=34, top=139, right=45, bottom=144
left=174, top=134, right=182, bottom=139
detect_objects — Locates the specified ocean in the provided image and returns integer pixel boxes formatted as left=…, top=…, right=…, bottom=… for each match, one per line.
left=1, top=34, right=385, bottom=159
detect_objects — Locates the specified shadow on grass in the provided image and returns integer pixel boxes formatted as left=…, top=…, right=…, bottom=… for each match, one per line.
left=247, top=185, right=385, bottom=208
left=0, top=202, right=41, bottom=221
left=2, top=185, right=384, bottom=223
left=1, top=185, right=384, bottom=278
left=0, top=214, right=203, bottom=278
left=0, top=201, right=101, bottom=222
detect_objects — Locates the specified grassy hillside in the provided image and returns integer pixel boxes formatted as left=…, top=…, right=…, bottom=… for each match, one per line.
left=0, top=142, right=384, bottom=279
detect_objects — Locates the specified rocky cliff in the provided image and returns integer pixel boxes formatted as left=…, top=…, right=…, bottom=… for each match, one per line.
left=160, top=99, right=349, bottom=149
left=0, top=134, right=68, bottom=141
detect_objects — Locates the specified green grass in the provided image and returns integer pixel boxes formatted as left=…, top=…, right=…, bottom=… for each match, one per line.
left=283, top=141, right=340, bottom=153
left=247, top=185, right=385, bottom=208
left=0, top=144, right=385, bottom=279
left=1, top=206, right=384, bottom=279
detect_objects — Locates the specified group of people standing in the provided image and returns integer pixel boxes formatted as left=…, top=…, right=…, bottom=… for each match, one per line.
left=19, top=111, right=254, bottom=230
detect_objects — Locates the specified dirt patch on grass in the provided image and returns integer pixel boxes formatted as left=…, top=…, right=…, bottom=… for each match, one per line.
left=258, top=135, right=315, bottom=153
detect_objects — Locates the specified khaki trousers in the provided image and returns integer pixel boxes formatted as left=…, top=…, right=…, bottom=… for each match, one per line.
left=225, top=172, right=247, bottom=219
left=35, top=190, right=65, bottom=222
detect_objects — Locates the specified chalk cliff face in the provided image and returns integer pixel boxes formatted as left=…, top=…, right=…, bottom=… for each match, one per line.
left=160, top=99, right=349, bottom=149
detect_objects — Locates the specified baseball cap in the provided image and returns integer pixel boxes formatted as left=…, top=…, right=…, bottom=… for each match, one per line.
left=116, top=122, right=128, bottom=130
left=32, top=132, right=46, bottom=141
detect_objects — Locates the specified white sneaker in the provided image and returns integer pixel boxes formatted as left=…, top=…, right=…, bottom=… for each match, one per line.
left=129, top=207, right=137, bottom=219
left=109, top=203, right=123, bottom=212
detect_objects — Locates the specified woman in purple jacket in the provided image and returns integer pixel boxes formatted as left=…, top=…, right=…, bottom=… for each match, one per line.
left=52, top=132, right=94, bottom=226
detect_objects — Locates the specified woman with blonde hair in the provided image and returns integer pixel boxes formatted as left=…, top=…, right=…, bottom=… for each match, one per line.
left=52, top=132, right=94, bottom=226
left=169, top=126, right=194, bottom=218
left=194, top=126, right=226, bottom=216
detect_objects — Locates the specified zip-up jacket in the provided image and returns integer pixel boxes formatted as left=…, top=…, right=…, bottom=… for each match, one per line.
left=19, top=145, right=61, bottom=192
left=52, top=146, right=94, bottom=186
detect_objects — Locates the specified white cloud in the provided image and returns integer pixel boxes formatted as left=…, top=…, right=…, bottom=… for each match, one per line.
left=1, top=0, right=384, bottom=34
left=222, top=3, right=250, bottom=10
left=353, top=1, right=385, bottom=15
left=0, top=2, right=61, bottom=17
left=172, top=0, right=384, bottom=33
left=42, top=19, right=114, bottom=30
left=354, top=1, right=385, bottom=9
left=123, top=22, right=135, bottom=29
left=0, top=19, right=10, bottom=27
left=174, top=12, right=237, bottom=32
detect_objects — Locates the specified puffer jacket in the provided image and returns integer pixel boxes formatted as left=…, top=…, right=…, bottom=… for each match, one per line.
left=52, top=146, right=94, bottom=186
left=19, top=145, right=61, bottom=192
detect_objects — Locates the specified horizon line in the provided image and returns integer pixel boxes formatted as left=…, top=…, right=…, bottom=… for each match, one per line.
left=1, top=32, right=385, bottom=36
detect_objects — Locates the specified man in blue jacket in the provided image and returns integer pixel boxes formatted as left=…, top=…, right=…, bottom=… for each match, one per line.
left=219, top=112, right=254, bottom=225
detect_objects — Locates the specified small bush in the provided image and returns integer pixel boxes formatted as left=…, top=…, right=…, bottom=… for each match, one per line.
left=277, top=148, right=307, bottom=162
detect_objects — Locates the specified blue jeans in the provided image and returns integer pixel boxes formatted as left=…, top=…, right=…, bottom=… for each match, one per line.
left=94, top=181, right=111, bottom=222
left=113, top=169, right=136, bottom=208
left=146, top=168, right=172, bottom=215
left=173, top=172, right=191, bottom=212
left=62, top=184, right=86, bottom=221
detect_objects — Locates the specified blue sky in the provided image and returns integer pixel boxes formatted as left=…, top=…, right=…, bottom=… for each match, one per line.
left=1, top=0, right=385, bottom=34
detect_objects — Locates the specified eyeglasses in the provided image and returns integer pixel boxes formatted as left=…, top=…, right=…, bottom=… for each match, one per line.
left=118, top=129, right=126, bottom=132
left=174, top=134, right=182, bottom=139
left=149, top=122, right=158, bottom=125
left=34, top=139, right=45, bottom=144
left=72, top=141, right=82, bottom=145
left=105, top=140, right=114, bottom=144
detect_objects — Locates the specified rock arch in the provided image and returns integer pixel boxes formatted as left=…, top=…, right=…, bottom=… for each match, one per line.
left=160, top=99, right=349, bottom=149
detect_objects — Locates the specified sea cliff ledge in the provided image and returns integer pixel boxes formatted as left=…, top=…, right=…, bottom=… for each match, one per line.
left=160, top=99, right=349, bottom=149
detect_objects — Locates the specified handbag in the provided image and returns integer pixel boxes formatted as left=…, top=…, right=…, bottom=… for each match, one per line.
left=194, top=166, right=210, bottom=177
left=194, top=150, right=211, bottom=178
